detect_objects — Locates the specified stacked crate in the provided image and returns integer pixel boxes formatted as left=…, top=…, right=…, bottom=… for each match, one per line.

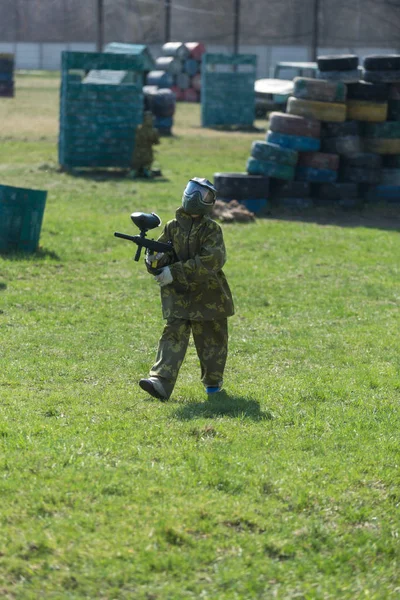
left=202, top=53, right=256, bottom=128
left=0, top=53, right=14, bottom=97
left=59, top=51, right=145, bottom=169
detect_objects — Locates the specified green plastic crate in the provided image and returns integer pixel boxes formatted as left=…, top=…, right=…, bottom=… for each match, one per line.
left=59, top=51, right=145, bottom=169
left=0, top=185, right=47, bottom=253
left=201, top=53, right=257, bottom=127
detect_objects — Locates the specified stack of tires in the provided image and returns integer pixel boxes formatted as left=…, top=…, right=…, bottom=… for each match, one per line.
left=358, top=55, right=400, bottom=203
left=0, top=53, right=14, bottom=97
left=285, top=74, right=346, bottom=206
left=213, top=173, right=270, bottom=214
left=316, top=54, right=360, bottom=84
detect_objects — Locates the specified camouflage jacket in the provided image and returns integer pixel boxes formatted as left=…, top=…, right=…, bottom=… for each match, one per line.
left=155, top=207, right=234, bottom=321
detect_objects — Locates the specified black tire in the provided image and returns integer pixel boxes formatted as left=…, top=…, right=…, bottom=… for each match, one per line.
left=346, top=81, right=388, bottom=102
left=340, top=153, right=382, bottom=169
left=314, top=182, right=359, bottom=200
left=339, top=166, right=382, bottom=184
left=269, top=180, right=311, bottom=199
left=317, top=54, right=359, bottom=72
left=363, top=69, right=400, bottom=84
left=388, top=99, right=400, bottom=121
left=382, top=154, right=400, bottom=168
left=321, top=136, right=362, bottom=156
left=363, top=55, right=400, bottom=71
left=214, top=173, right=270, bottom=198
left=321, top=120, right=360, bottom=137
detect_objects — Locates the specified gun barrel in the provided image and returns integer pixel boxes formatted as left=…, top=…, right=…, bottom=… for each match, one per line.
left=114, top=232, right=136, bottom=242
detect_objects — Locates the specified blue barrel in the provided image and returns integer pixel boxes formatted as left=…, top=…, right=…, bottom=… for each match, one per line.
left=146, top=70, right=173, bottom=88
left=148, top=88, right=176, bottom=118
left=0, top=185, right=47, bottom=253
left=184, top=58, right=199, bottom=76
left=153, top=116, right=173, bottom=128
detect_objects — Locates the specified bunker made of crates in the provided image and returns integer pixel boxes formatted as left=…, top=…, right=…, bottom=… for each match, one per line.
left=201, top=53, right=257, bottom=127
left=59, top=51, right=146, bottom=169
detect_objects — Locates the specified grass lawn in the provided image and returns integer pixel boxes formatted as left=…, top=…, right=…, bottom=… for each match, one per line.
left=0, top=73, right=399, bottom=599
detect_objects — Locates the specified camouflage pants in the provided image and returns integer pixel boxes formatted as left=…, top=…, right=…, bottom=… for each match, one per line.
left=149, top=318, right=228, bottom=397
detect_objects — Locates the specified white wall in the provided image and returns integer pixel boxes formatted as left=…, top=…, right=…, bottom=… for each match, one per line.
left=3, top=42, right=399, bottom=78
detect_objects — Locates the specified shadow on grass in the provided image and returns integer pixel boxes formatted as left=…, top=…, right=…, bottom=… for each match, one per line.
left=60, top=167, right=169, bottom=183
left=173, top=391, right=273, bottom=421
left=0, top=247, right=61, bottom=260
left=261, top=203, right=400, bottom=232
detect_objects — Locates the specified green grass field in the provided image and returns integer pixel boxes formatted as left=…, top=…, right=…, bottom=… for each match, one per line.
left=0, top=73, right=399, bottom=599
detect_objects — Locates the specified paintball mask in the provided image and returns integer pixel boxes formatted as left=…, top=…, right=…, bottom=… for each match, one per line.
left=182, top=177, right=217, bottom=215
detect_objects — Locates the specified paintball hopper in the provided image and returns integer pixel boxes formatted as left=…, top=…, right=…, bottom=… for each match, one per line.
left=130, top=211, right=161, bottom=231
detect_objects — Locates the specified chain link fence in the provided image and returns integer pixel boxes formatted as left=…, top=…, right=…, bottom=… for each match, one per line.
left=0, top=0, right=399, bottom=73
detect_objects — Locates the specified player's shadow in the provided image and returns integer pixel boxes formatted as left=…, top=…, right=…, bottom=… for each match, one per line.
left=0, top=248, right=60, bottom=260
left=173, top=391, right=273, bottom=421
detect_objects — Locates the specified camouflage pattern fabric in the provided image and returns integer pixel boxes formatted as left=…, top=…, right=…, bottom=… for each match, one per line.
left=152, top=207, right=234, bottom=321
left=132, top=112, right=160, bottom=171
left=149, top=317, right=228, bottom=397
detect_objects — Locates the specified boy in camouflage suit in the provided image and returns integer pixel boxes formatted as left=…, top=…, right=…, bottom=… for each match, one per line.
left=131, top=111, right=160, bottom=178
left=139, top=178, right=234, bottom=401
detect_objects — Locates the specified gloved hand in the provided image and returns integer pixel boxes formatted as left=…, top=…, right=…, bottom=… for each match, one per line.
left=145, top=251, right=164, bottom=267
left=154, top=266, right=173, bottom=287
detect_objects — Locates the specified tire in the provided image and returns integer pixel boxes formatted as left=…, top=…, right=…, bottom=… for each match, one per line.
left=346, top=81, right=389, bottom=102
left=247, top=157, right=295, bottom=180
left=316, top=182, right=359, bottom=200
left=363, top=55, right=400, bottom=71
left=364, top=121, right=400, bottom=138
left=363, top=69, right=400, bottom=83
left=295, top=166, right=338, bottom=183
left=269, top=112, right=321, bottom=138
left=382, top=155, right=400, bottom=168
left=321, top=136, right=362, bottom=156
left=381, top=168, right=400, bottom=185
left=266, top=130, right=320, bottom=152
left=389, top=83, right=400, bottom=100
left=339, top=165, right=382, bottom=184
left=251, top=140, right=298, bottom=166
left=279, top=197, right=314, bottom=209
left=293, top=77, right=346, bottom=103
left=346, top=100, right=387, bottom=122
left=364, top=138, right=400, bottom=154
left=287, top=96, right=346, bottom=122
left=317, top=54, right=359, bottom=72
left=388, top=99, right=400, bottom=120
left=365, top=185, right=400, bottom=202
left=298, top=151, right=340, bottom=171
left=269, top=180, right=311, bottom=198
left=321, top=120, right=361, bottom=137
left=341, top=153, right=382, bottom=169
left=316, top=69, right=360, bottom=83
left=213, top=173, right=270, bottom=198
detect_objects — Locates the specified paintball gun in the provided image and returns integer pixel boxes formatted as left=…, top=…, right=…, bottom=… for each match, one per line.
left=114, top=212, right=173, bottom=272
